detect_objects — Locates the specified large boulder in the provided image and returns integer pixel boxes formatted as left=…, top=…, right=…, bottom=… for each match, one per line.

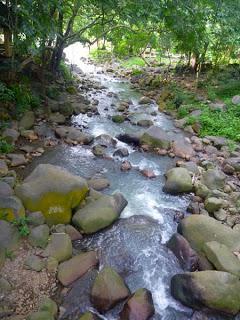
left=15, top=164, right=88, bottom=225
left=119, top=288, right=155, bottom=320
left=178, top=215, right=240, bottom=253
left=72, top=193, right=127, bottom=234
left=90, top=267, right=130, bottom=312
left=167, top=233, right=199, bottom=271
left=43, top=233, right=72, bottom=263
left=201, top=169, right=226, bottom=190
left=140, top=126, right=171, bottom=149
left=203, top=241, right=240, bottom=277
left=58, top=251, right=98, bottom=286
left=55, top=126, right=93, bottom=145
left=0, top=196, right=25, bottom=221
left=163, top=167, right=193, bottom=194
left=171, top=271, right=240, bottom=315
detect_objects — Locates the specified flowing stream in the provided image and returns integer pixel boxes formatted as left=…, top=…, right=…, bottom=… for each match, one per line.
left=25, top=44, right=236, bottom=320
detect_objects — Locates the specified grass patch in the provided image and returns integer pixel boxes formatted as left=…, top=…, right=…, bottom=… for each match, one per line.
left=199, top=106, right=240, bottom=141
left=120, top=57, right=146, bottom=68
left=0, top=139, right=14, bottom=154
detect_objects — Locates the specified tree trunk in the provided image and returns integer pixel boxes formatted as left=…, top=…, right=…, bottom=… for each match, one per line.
left=4, top=28, right=12, bottom=57
left=51, top=40, right=64, bottom=73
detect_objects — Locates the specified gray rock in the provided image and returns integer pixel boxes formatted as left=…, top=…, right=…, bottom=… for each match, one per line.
left=39, top=296, right=58, bottom=317
left=140, top=126, right=171, bottom=149
left=201, top=169, right=226, bottom=190
left=24, top=254, right=45, bottom=272
left=2, top=128, right=19, bottom=144
left=163, top=167, right=193, bottom=194
left=204, top=197, right=224, bottom=213
left=113, top=148, right=129, bottom=158
left=0, top=160, right=8, bottom=176
left=28, top=225, right=50, bottom=248
left=43, top=233, right=72, bottom=263
left=7, top=153, right=27, bottom=167
left=0, top=181, right=14, bottom=197
left=0, top=220, right=19, bottom=251
left=28, top=212, right=45, bottom=226
left=203, top=241, right=240, bottom=276
left=171, top=271, right=240, bottom=314
left=0, top=196, right=25, bottom=221
left=88, top=178, right=110, bottom=191
left=139, top=96, right=152, bottom=104
left=49, top=112, right=66, bottom=124
left=19, top=111, right=35, bottom=130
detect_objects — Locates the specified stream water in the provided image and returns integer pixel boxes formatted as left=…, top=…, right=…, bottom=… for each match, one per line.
left=25, top=44, right=237, bottom=320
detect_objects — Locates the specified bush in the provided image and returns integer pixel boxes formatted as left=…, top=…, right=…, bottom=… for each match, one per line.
left=0, top=139, right=14, bottom=154
left=90, top=48, right=113, bottom=62
left=121, top=57, right=146, bottom=68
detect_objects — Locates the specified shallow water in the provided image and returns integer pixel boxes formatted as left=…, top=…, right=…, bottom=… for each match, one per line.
left=26, top=49, right=238, bottom=320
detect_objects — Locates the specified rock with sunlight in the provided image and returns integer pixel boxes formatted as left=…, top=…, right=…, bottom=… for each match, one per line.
left=15, top=164, right=88, bottom=225
left=120, top=288, right=155, bottom=320
left=178, top=215, right=240, bottom=253
left=72, top=192, right=127, bottom=234
left=90, top=266, right=130, bottom=312
left=0, top=196, right=25, bottom=221
left=140, top=126, right=171, bottom=149
left=163, top=167, right=193, bottom=194
left=171, top=271, right=240, bottom=315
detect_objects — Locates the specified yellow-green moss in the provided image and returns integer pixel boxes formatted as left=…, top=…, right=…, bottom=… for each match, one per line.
left=0, top=206, right=25, bottom=222
left=22, top=187, right=88, bottom=225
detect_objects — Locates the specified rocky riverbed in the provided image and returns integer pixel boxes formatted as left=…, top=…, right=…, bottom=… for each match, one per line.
left=0, top=56, right=240, bottom=320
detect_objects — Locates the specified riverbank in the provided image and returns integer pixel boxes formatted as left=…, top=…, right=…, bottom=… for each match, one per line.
left=0, top=57, right=240, bottom=320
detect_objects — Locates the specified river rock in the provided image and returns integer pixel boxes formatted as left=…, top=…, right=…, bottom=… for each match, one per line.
left=117, top=133, right=140, bottom=146
left=55, top=126, right=93, bottom=145
left=112, top=115, right=125, bottom=123
left=224, top=157, right=240, bottom=173
left=2, top=128, right=20, bottom=144
left=79, top=312, right=100, bottom=320
left=137, top=119, right=153, bottom=128
left=171, top=271, right=240, bottom=314
left=0, top=160, right=8, bottom=176
left=28, top=225, right=50, bottom=248
left=140, top=169, right=156, bottom=178
left=39, top=296, right=58, bottom=317
left=58, top=251, right=98, bottom=286
left=7, top=153, right=27, bottom=167
left=91, top=267, right=130, bottom=312
left=95, top=134, right=117, bottom=147
left=72, top=193, right=127, bottom=234
left=0, top=181, right=13, bottom=197
left=172, top=140, right=195, bottom=159
left=65, top=224, right=82, bottom=241
left=15, top=164, right=88, bottom=225
left=113, top=148, right=129, bottom=158
left=49, top=112, right=66, bottom=124
left=203, top=241, right=240, bottom=277
left=19, top=111, right=35, bottom=130
left=24, top=254, right=45, bottom=272
left=121, top=160, right=132, bottom=171
left=43, top=233, right=72, bottom=263
left=163, top=168, right=193, bottom=194
left=27, top=311, right=54, bottom=320
left=0, top=220, right=19, bottom=251
left=88, top=178, right=110, bottom=191
left=194, top=182, right=210, bottom=199
left=92, top=145, right=106, bottom=157
left=140, top=126, right=171, bottom=149
left=204, top=197, right=224, bottom=213
left=201, top=169, right=226, bottom=190
left=178, top=215, right=240, bottom=253
left=120, top=288, right=155, bottom=320
left=139, top=96, right=152, bottom=104
left=0, top=196, right=25, bottom=221
left=28, top=211, right=45, bottom=226
left=167, top=233, right=198, bottom=271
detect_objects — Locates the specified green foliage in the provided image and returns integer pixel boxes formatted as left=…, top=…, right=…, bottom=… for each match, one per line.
left=90, top=48, right=113, bottom=63
left=0, top=139, right=14, bottom=154
left=185, top=116, right=197, bottom=126
left=12, top=217, right=30, bottom=237
left=59, top=61, right=74, bottom=82
left=131, top=68, right=144, bottom=76
left=199, top=107, right=240, bottom=142
left=121, top=57, right=145, bottom=68
left=5, top=249, right=15, bottom=260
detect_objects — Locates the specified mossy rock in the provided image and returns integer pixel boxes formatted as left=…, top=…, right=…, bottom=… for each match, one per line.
left=0, top=196, right=25, bottom=222
left=79, top=312, right=100, bottom=320
left=171, top=271, right=240, bottom=315
left=15, top=164, right=88, bottom=226
left=163, top=168, right=193, bottom=194
left=112, top=115, right=125, bottom=123
left=66, top=86, right=77, bottom=94
left=140, top=126, right=171, bottom=149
